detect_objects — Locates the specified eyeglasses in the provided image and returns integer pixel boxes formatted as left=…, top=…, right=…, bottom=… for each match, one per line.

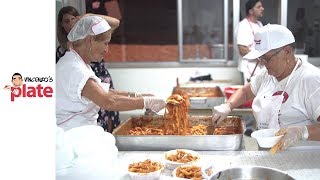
left=257, top=47, right=284, bottom=64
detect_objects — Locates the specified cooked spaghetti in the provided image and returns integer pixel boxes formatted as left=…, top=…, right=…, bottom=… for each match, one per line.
left=128, top=126, right=164, bottom=135
left=164, top=94, right=190, bottom=135
left=188, top=124, right=208, bottom=135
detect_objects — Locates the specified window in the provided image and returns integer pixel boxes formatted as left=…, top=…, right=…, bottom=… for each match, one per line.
left=59, top=0, right=320, bottom=66
left=181, top=0, right=225, bottom=61
left=287, top=0, right=320, bottom=58
left=86, top=0, right=178, bottom=62
left=240, top=0, right=281, bottom=25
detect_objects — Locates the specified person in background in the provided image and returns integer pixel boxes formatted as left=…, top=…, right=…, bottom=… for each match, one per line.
left=212, top=24, right=320, bottom=152
left=86, top=0, right=108, bottom=15
left=56, top=16, right=166, bottom=131
left=56, top=6, right=121, bottom=132
left=235, top=0, right=264, bottom=84
left=292, top=8, right=308, bottom=51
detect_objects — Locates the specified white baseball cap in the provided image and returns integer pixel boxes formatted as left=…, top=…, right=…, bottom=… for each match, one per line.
left=243, top=24, right=295, bottom=60
left=67, top=16, right=111, bottom=42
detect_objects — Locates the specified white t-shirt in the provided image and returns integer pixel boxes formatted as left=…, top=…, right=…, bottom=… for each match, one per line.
left=56, top=50, right=108, bottom=131
left=250, top=60, right=320, bottom=126
left=235, top=18, right=263, bottom=81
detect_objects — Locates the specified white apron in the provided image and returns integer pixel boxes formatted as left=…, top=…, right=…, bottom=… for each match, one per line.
left=57, top=82, right=110, bottom=127
left=252, top=59, right=300, bottom=129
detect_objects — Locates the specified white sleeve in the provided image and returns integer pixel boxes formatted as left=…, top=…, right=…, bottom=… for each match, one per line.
left=60, top=63, right=100, bottom=104
left=305, top=81, right=320, bottom=121
left=236, top=22, right=254, bottom=47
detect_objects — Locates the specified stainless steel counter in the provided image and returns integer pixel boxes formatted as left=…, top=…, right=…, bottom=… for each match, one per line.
left=115, top=137, right=320, bottom=180
left=115, top=110, right=320, bottom=179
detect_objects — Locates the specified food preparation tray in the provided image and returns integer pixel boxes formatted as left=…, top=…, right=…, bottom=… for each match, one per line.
left=172, top=86, right=225, bottom=109
left=189, top=97, right=225, bottom=109
left=112, top=115, right=245, bottom=151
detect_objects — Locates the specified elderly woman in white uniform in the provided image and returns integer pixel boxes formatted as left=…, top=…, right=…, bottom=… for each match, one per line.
left=212, top=24, right=320, bottom=152
left=56, top=16, right=166, bottom=131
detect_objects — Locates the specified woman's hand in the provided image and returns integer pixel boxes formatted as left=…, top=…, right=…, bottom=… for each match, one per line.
left=143, top=96, right=166, bottom=113
left=212, top=103, right=232, bottom=125
left=270, top=126, right=308, bottom=154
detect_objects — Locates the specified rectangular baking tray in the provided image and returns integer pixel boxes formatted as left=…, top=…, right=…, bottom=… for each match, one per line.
left=172, top=86, right=226, bottom=109
left=189, top=97, right=225, bottom=109
left=112, top=115, right=245, bottom=151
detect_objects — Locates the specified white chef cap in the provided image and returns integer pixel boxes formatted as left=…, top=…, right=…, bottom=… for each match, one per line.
left=243, top=24, right=295, bottom=60
left=67, top=16, right=111, bottom=42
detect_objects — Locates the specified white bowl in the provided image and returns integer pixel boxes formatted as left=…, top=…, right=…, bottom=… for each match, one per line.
left=251, top=129, right=283, bottom=148
left=127, top=159, right=164, bottom=180
left=164, top=149, right=201, bottom=170
left=172, top=164, right=208, bottom=179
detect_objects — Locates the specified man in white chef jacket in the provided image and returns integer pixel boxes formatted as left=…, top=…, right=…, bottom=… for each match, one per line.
left=235, top=0, right=264, bottom=83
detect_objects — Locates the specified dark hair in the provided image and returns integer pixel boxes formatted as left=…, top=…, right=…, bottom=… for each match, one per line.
left=12, top=73, right=22, bottom=80
left=288, top=43, right=296, bottom=51
left=57, top=6, right=80, bottom=50
left=245, top=0, right=261, bottom=16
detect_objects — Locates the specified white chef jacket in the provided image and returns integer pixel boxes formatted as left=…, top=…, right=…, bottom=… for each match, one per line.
left=235, top=18, right=263, bottom=82
left=250, top=60, right=320, bottom=126
left=56, top=50, right=109, bottom=131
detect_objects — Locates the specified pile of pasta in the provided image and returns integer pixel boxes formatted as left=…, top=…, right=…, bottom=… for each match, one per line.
left=128, top=126, right=164, bottom=135
left=188, top=124, right=208, bottom=135
left=164, top=94, right=190, bottom=135
left=175, top=166, right=203, bottom=179
left=128, top=159, right=163, bottom=173
left=128, top=124, right=207, bottom=135
left=165, top=150, right=199, bottom=163
left=127, top=94, right=208, bottom=135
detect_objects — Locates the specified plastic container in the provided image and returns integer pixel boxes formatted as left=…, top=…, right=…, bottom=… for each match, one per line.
left=251, top=129, right=283, bottom=148
left=224, top=85, right=253, bottom=108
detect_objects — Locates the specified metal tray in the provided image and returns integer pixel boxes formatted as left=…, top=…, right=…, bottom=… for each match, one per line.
left=209, top=166, right=294, bottom=180
left=112, top=115, right=245, bottom=151
left=189, top=97, right=225, bottom=109
left=172, top=86, right=226, bottom=109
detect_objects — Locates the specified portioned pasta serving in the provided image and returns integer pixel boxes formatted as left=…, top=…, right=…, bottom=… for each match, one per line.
left=175, top=165, right=203, bottom=179
left=128, top=159, right=163, bottom=173
left=165, top=149, right=199, bottom=163
left=164, top=94, right=190, bottom=135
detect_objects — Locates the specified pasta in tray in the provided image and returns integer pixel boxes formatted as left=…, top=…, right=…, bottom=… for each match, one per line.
left=128, top=159, right=163, bottom=173
left=128, top=126, right=164, bottom=135
left=127, top=94, right=209, bottom=136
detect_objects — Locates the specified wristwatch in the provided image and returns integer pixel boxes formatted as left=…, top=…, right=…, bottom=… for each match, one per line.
left=302, top=125, right=309, bottom=140
left=127, top=92, right=137, bottom=98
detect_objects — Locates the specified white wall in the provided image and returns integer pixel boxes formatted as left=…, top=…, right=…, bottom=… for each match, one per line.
left=108, top=67, right=242, bottom=98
